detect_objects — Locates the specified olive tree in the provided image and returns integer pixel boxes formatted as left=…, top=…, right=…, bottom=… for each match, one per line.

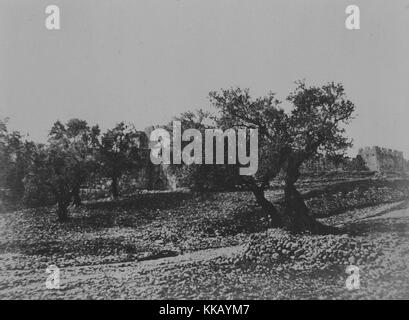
left=209, top=81, right=355, bottom=233
left=96, top=122, right=144, bottom=200
left=0, top=118, right=37, bottom=202
left=48, top=119, right=100, bottom=206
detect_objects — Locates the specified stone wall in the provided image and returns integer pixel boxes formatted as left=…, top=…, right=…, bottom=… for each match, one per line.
left=130, top=129, right=177, bottom=191
left=358, top=146, right=406, bottom=173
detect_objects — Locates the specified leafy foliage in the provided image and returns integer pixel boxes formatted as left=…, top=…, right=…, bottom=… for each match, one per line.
left=22, top=119, right=100, bottom=220
left=96, top=122, right=146, bottom=199
left=0, top=118, right=37, bottom=201
left=167, top=110, right=242, bottom=191
left=49, top=119, right=100, bottom=205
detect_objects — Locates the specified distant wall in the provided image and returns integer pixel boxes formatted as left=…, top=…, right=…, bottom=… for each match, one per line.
left=358, top=146, right=406, bottom=173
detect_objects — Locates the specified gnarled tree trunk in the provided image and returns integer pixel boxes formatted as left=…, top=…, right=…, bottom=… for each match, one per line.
left=111, top=176, right=119, bottom=200
left=52, top=183, right=71, bottom=222
left=72, top=185, right=82, bottom=207
left=249, top=183, right=282, bottom=227
left=283, top=183, right=326, bottom=233
left=56, top=199, right=69, bottom=222
left=283, top=156, right=332, bottom=234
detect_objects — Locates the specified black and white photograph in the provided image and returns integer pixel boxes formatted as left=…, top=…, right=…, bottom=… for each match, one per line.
left=0, top=0, right=409, bottom=305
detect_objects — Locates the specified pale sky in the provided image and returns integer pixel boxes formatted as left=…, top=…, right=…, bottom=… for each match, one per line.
left=0, top=0, right=408, bottom=157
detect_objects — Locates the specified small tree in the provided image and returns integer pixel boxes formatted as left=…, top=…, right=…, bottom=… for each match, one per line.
left=24, top=142, right=79, bottom=221
left=97, top=122, right=144, bottom=200
left=209, top=88, right=287, bottom=226
left=48, top=119, right=100, bottom=206
left=23, top=119, right=99, bottom=221
left=0, top=118, right=37, bottom=202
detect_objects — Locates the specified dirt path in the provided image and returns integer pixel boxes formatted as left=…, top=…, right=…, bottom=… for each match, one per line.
left=0, top=244, right=245, bottom=299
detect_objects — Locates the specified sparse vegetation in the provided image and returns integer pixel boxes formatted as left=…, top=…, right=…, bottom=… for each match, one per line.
left=0, top=181, right=408, bottom=299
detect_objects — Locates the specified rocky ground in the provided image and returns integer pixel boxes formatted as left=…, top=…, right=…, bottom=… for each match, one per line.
left=0, top=187, right=408, bottom=299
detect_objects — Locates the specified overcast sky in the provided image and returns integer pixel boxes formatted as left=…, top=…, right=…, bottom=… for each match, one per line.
left=0, top=0, right=408, bottom=157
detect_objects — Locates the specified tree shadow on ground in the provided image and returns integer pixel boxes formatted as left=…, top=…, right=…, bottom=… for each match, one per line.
left=345, top=218, right=409, bottom=236
left=60, top=191, right=198, bottom=229
left=84, top=191, right=195, bottom=211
